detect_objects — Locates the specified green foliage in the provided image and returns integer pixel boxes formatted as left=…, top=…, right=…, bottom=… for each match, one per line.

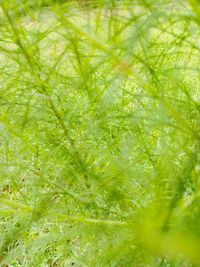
left=0, top=0, right=200, bottom=266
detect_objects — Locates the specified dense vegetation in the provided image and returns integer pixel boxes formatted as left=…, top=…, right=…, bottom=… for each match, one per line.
left=1, top=0, right=200, bottom=266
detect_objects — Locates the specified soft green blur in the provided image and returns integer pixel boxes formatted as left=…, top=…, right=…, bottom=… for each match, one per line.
left=0, top=0, right=200, bottom=266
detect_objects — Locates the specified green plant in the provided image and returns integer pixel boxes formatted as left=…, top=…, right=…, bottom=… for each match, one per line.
left=0, top=0, right=200, bottom=266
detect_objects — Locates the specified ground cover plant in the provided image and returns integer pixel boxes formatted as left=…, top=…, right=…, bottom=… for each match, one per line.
left=1, top=0, right=200, bottom=266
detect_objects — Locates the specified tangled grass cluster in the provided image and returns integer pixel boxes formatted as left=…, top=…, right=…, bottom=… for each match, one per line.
left=1, top=0, right=200, bottom=266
